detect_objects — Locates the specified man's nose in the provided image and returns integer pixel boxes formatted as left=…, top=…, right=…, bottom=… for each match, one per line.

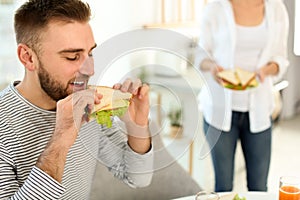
left=79, top=57, right=94, bottom=76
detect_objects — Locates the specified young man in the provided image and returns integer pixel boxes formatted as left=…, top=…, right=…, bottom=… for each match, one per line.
left=0, top=0, right=153, bottom=199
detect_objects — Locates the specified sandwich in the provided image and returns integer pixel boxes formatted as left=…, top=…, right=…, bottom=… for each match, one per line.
left=218, top=192, right=246, bottom=200
left=217, top=67, right=258, bottom=90
left=196, top=192, right=246, bottom=200
left=88, top=85, right=132, bottom=128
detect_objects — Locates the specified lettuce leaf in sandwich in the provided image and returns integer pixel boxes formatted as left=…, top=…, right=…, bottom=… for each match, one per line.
left=88, top=86, right=132, bottom=128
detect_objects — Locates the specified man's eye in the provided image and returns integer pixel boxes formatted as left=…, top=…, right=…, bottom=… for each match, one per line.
left=66, top=55, right=79, bottom=61
left=88, top=52, right=93, bottom=57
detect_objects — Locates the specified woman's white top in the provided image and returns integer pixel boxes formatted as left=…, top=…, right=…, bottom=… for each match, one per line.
left=197, top=0, right=289, bottom=132
left=232, top=18, right=268, bottom=112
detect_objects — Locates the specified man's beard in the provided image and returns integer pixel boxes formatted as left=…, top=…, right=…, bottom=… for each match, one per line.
left=38, top=60, right=70, bottom=101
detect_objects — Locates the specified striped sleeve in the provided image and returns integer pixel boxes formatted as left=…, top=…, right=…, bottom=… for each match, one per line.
left=0, top=142, right=65, bottom=199
left=0, top=85, right=99, bottom=199
left=98, top=122, right=153, bottom=188
left=124, top=145, right=153, bottom=188
left=11, top=167, right=65, bottom=200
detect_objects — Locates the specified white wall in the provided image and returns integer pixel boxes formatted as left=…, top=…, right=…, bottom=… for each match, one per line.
left=87, top=0, right=204, bottom=43
left=0, top=0, right=204, bottom=87
left=0, top=2, right=24, bottom=86
left=281, top=0, right=300, bottom=119
left=87, top=0, right=159, bottom=44
left=86, top=0, right=204, bottom=86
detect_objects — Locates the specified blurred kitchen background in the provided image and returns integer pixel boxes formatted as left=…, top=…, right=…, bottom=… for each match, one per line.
left=1, top=0, right=300, bottom=196
left=1, top=0, right=299, bottom=117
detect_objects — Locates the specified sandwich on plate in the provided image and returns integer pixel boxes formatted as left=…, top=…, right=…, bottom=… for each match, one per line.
left=196, top=192, right=246, bottom=200
left=218, top=192, right=246, bottom=200
left=217, top=67, right=258, bottom=90
left=88, top=85, right=132, bottom=128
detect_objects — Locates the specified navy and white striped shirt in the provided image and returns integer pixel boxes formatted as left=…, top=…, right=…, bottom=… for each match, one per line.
left=0, top=82, right=153, bottom=199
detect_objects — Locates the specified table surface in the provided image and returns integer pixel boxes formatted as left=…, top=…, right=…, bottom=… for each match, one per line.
left=173, top=192, right=277, bottom=200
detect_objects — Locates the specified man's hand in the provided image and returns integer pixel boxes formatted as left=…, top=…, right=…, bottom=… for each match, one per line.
left=54, top=89, right=101, bottom=148
left=36, top=89, right=102, bottom=182
left=113, top=79, right=151, bottom=154
left=113, top=79, right=149, bottom=126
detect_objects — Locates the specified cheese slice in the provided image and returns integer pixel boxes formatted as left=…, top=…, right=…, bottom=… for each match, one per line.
left=88, top=85, right=132, bottom=113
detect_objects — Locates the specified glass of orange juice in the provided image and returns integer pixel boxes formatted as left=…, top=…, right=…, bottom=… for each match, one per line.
left=279, top=176, right=300, bottom=200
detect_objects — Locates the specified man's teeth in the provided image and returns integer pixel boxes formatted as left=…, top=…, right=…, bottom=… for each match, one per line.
left=73, top=81, right=84, bottom=86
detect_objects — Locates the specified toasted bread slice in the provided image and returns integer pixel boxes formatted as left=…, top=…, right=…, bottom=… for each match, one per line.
left=219, top=192, right=238, bottom=200
left=235, top=67, right=256, bottom=88
left=248, top=78, right=259, bottom=87
left=88, top=85, right=132, bottom=113
left=217, top=70, right=240, bottom=86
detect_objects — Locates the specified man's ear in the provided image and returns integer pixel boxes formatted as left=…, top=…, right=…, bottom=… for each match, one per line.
left=17, top=44, right=37, bottom=71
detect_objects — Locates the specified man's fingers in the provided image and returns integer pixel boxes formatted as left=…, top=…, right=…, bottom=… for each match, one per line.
left=119, top=78, right=132, bottom=92
left=71, top=89, right=97, bottom=119
left=130, top=79, right=142, bottom=95
left=137, top=83, right=150, bottom=99
left=112, top=83, right=122, bottom=90
left=94, top=92, right=102, bottom=104
left=72, top=89, right=95, bottom=105
left=114, top=78, right=143, bottom=95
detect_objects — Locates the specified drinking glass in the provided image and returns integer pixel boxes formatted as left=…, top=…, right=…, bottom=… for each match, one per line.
left=195, top=191, right=219, bottom=200
left=279, top=176, right=300, bottom=200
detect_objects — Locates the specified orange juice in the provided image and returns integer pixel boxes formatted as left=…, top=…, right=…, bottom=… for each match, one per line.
left=279, top=186, right=300, bottom=200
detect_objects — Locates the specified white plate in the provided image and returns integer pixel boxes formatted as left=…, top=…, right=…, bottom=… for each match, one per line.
left=237, top=192, right=276, bottom=200
left=173, top=192, right=277, bottom=200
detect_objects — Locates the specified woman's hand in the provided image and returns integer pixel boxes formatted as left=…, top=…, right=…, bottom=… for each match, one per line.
left=211, top=65, right=224, bottom=84
left=257, top=62, right=279, bottom=83
left=200, top=58, right=224, bottom=83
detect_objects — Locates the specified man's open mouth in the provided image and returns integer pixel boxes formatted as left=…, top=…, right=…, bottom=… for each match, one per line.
left=70, top=80, right=87, bottom=91
left=71, top=81, right=85, bottom=86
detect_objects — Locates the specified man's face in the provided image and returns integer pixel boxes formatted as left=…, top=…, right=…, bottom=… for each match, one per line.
left=34, top=20, right=96, bottom=101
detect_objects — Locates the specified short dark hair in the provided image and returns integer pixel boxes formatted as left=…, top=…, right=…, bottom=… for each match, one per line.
left=14, top=0, right=91, bottom=51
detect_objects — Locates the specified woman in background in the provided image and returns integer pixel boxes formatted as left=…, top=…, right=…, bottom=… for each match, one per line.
left=198, top=0, right=289, bottom=192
